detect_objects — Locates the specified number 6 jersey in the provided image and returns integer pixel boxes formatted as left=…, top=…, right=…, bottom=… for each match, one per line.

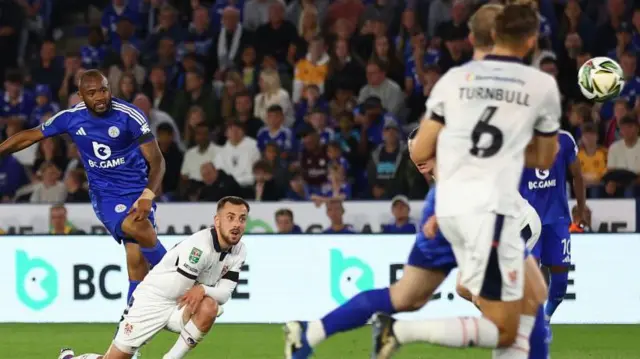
left=429, top=55, right=561, bottom=217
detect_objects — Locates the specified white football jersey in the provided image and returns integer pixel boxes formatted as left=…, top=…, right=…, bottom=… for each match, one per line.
left=135, top=228, right=247, bottom=301
left=430, top=56, right=561, bottom=217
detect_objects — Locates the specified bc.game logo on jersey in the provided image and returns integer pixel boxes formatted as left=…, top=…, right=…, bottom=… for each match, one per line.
left=88, top=141, right=126, bottom=169
left=528, top=169, right=557, bottom=190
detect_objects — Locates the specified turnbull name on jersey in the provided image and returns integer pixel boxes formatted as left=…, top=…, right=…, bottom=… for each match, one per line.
left=40, top=98, right=154, bottom=196
left=458, top=87, right=531, bottom=107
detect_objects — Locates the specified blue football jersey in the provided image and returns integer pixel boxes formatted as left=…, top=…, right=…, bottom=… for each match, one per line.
left=256, top=126, right=295, bottom=153
left=40, top=98, right=154, bottom=197
left=519, top=131, right=577, bottom=225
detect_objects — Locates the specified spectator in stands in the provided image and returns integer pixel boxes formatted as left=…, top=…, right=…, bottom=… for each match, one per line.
left=215, top=120, right=261, bottom=188
left=0, top=69, right=35, bottom=124
left=358, top=60, right=404, bottom=118
left=29, top=40, right=64, bottom=101
left=183, top=6, right=214, bottom=64
left=210, top=0, right=245, bottom=34
left=0, top=154, right=28, bottom=202
left=327, top=83, right=356, bottom=122
left=116, top=72, right=139, bottom=102
left=325, top=39, right=366, bottom=99
left=570, top=204, right=592, bottom=233
left=239, top=45, right=259, bottom=91
left=156, top=123, right=184, bottom=198
left=308, top=108, right=334, bottom=145
left=218, top=70, right=246, bottom=124
left=323, top=198, right=355, bottom=233
left=180, top=122, right=220, bottom=192
left=382, top=195, right=416, bottom=234
left=251, top=160, right=283, bottom=201
left=326, top=141, right=350, bottom=176
left=367, top=117, right=409, bottom=198
left=143, top=64, right=177, bottom=115
left=146, top=4, right=184, bottom=55
left=108, top=44, right=146, bottom=93
left=257, top=104, right=295, bottom=156
left=286, top=169, right=310, bottom=201
left=133, top=93, right=183, bottom=151
left=64, top=169, right=90, bottom=203
left=30, top=84, right=59, bottom=129
left=299, top=125, right=328, bottom=194
left=312, top=163, right=351, bottom=205
left=63, top=143, right=83, bottom=179
left=0, top=0, right=24, bottom=77
left=154, top=37, right=184, bottom=90
left=233, top=90, right=263, bottom=139
left=194, top=162, right=241, bottom=202
left=34, top=137, right=67, bottom=175
left=243, top=0, right=279, bottom=31
left=57, top=51, right=83, bottom=105
left=81, top=26, right=107, bottom=69
left=213, top=6, right=251, bottom=76
left=371, top=35, right=404, bottom=88
left=275, top=208, right=303, bottom=234
left=605, top=115, right=640, bottom=197
left=255, top=1, right=298, bottom=65
left=101, top=0, right=141, bottom=39
left=49, top=204, right=84, bottom=235
left=357, top=96, right=397, bottom=146
left=293, top=35, right=330, bottom=103
left=254, top=68, right=295, bottom=126
left=173, top=68, right=216, bottom=130
left=262, top=142, right=289, bottom=188
left=30, top=162, right=66, bottom=204
left=326, top=0, right=364, bottom=36
left=578, top=122, right=608, bottom=197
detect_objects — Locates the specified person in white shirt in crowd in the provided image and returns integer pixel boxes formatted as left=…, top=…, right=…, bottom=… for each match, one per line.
left=133, top=93, right=184, bottom=151
left=358, top=60, right=405, bottom=119
left=215, top=120, right=261, bottom=188
left=243, top=0, right=282, bottom=31
left=254, top=68, right=295, bottom=127
left=605, top=115, right=640, bottom=197
left=180, top=123, right=221, bottom=194
left=30, top=162, right=66, bottom=204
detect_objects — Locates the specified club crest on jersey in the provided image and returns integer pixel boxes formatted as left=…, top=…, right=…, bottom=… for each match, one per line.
left=114, top=204, right=127, bottom=213
left=123, top=322, right=133, bottom=335
left=221, top=265, right=229, bottom=277
left=108, top=126, right=120, bottom=138
left=189, top=247, right=203, bottom=264
left=44, top=117, right=54, bottom=127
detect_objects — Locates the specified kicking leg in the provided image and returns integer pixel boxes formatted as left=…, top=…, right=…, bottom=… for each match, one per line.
left=123, top=242, right=148, bottom=302
left=163, top=296, right=219, bottom=359
left=285, top=265, right=447, bottom=359
left=121, top=213, right=166, bottom=268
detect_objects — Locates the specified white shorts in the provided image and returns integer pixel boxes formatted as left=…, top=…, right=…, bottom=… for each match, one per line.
left=112, top=294, right=188, bottom=354
left=517, top=202, right=541, bottom=252
left=439, top=212, right=525, bottom=302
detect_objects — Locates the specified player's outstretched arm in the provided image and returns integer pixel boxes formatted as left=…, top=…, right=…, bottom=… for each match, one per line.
left=410, top=117, right=443, bottom=164
left=0, top=127, right=44, bottom=157
left=525, top=134, right=558, bottom=170
left=140, top=140, right=166, bottom=195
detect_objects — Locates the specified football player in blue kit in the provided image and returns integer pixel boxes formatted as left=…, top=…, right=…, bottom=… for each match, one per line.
left=519, top=130, right=587, bottom=341
left=0, top=70, right=167, bottom=303
left=285, top=130, right=550, bottom=359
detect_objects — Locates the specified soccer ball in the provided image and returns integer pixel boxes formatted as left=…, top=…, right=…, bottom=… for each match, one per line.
left=577, top=57, right=624, bottom=102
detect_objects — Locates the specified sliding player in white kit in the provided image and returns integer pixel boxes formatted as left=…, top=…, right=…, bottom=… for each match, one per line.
left=374, top=3, right=560, bottom=359
left=58, top=196, right=249, bottom=359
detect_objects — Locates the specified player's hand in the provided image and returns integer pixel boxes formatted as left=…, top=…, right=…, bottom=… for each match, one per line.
left=423, top=216, right=438, bottom=239
left=179, top=284, right=206, bottom=315
left=129, top=189, right=155, bottom=221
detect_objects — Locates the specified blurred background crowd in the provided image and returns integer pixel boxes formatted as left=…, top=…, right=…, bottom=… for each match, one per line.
left=0, top=0, right=640, bottom=210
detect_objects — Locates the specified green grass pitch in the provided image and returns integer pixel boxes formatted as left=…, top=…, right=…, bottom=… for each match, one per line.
left=1, top=324, right=637, bottom=358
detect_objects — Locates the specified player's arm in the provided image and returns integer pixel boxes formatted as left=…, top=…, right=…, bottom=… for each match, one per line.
left=527, top=76, right=562, bottom=169
left=140, top=140, right=166, bottom=195
left=409, top=74, right=449, bottom=164
left=201, top=245, right=246, bottom=305
left=566, top=135, right=587, bottom=223
left=0, top=127, right=44, bottom=156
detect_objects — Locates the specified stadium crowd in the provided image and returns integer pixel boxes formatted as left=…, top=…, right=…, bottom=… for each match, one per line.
left=0, top=0, right=640, bottom=206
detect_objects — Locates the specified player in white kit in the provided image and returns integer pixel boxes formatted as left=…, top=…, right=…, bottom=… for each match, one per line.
left=58, top=196, right=250, bottom=359
left=375, top=3, right=560, bottom=359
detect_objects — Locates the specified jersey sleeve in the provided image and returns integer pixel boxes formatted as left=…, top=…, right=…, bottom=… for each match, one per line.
left=40, top=110, right=70, bottom=138
left=122, top=103, right=154, bottom=145
left=222, top=244, right=247, bottom=283
left=561, top=131, right=578, bottom=164
left=534, top=78, right=561, bottom=136
left=175, top=243, right=209, bottom=281
left=424, top=72, right=451, bottom=124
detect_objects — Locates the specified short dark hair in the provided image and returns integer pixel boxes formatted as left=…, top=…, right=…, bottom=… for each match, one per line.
left=157, top=123, right=174, bottom=134
left=79, top=69, right=106, bottom=86
left=253, top=159, right=272, bottom=173
left=235, top=90, right=252, bottom=100
left=65, top=50, right=81, bottom=59
left=275, top=208, right=293, bottom=220
left=50, top=203, right=67, bottom=212
left=4, top=69, right=23, bottom=84
left=494, top=3, right=539, bottom=46
left=217, top=196, right=250, bottom=212
left=267, top=104, right=283, bottom=114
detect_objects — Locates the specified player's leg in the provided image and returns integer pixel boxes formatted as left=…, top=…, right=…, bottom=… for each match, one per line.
left=58, top=348, right=103, bottom=359
left=123, top=242, right=148, bottom=301
left=541, top=224, right=571, bottom=341
left=120, top=207, right=167, bottom=268
left=284, top=264, right=448, bottom=359
left=383, top=214, right=526, bottom=352
left=163, top=296, right=220, bottom=359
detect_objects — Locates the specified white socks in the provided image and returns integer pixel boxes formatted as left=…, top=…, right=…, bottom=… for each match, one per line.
left=72, top=355, right=101, bottom=359
left=163, top=320, right=205, bottom=359
left=305, top=320, right=327, bottom=347
left=492, top=315, right=535, bottom=359
left=393, top=316, right=499, bottom=348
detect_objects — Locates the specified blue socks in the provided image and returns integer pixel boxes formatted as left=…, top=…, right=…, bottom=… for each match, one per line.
left=545, top=271, right=568, bottom=319
left=529, top=305, right=549, bottom=359
left=321, top=288, right=396, bottom=337
left=127, top=280, right=141, bottom=302
left=140, top=240, right=167, bottom=267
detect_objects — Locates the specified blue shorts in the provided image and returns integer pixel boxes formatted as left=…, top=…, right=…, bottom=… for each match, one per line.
left=91, top=193, right=157, bottom=244
left=531, top=223, right=571, bottom=267
left=407, top=232, right=457, bottom=274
